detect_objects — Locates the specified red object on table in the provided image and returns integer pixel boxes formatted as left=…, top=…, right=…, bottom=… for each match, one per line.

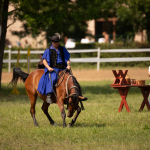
left=111, top=70, right=150, bottom=112
left=112, top=70, right=128, bottom=85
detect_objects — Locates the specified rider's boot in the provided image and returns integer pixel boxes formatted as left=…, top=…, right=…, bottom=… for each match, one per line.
left=46, top=93, right=53, bottom=104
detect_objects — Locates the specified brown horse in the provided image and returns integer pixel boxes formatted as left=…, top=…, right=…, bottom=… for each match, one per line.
left=9, top=67, right=87, bottom=127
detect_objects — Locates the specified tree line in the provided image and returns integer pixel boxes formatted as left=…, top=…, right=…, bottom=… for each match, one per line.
left=0, top=0, right=150, bottom=90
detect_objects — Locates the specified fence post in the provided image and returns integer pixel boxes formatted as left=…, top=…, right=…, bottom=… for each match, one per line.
left=27, top=49, right=30, bottom=73
left=97, top=47, right=100, bottom=71
left=17, top=49, right=20, bottom=67
left=8, top=49, right=11, bottom=73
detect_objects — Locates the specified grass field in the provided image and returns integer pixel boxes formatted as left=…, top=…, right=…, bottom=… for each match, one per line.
left=1, top=80, right=150, bottom=150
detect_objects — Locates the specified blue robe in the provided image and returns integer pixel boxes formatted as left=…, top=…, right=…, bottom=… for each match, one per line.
left=37, top=45, right=70, bottom=95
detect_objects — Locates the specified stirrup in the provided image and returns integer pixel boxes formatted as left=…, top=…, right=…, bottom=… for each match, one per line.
left=46, top=94, right=53, bottom=104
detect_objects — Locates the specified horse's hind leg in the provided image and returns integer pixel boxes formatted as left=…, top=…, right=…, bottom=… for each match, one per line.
left=41, top=101, right=57, bottom=126
left=68, top=106, right=81, bottom=127
left=28, top=93, right=39, bottom=126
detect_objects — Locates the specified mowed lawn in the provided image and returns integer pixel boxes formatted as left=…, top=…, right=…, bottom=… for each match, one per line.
left=1, top=80, right=150, bottom=150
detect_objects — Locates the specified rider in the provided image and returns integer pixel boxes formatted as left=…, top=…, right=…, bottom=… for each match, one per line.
left=37, top=33, right=71, bottom=104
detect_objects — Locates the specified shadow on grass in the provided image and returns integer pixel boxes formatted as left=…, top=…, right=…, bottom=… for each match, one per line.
left=81, top=84, right=141, bottom=95
left=1, top=84, right=26, bottom=95
left=0, top=84, right=43, bottom=103
left=1, top=82, right=141, bottom=103
left=75, top=123, right=106, bottom=128
left=41, top=122, right=106, bottom=128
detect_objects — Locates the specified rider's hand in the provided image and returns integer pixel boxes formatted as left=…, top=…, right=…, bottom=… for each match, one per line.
left=48, top=67, right=54, bottom=72
left=67, top=65, right=71, bottom=70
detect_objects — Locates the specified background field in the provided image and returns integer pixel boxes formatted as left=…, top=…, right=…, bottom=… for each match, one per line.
left=2, top=67, right=150, bottom=83
left=1, top=68, right=150, bottom=150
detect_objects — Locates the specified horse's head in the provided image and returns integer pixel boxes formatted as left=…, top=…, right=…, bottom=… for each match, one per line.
left=58, top=69, right=87, bottom=118
left=67, top=95, right=87, bottom=118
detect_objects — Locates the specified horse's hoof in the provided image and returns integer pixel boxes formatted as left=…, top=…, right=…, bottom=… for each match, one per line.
left=34, top=123, right=39, bottom=127
left=63, top=124, right=67, bottom=128
left=67, top=123, right=73, bottom=128
left=50, top=122, right=57, bottom=126
left=53, top=123, right=58, bottom=126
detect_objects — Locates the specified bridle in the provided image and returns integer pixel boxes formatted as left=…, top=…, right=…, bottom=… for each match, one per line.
left=49, top=69, right=79, bottom=113
left=65, top=74, right=79, bottom=114
left=65, top=75, right=79, bottom=99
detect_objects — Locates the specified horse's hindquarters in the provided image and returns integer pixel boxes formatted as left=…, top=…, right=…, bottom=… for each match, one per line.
left=25, top=69, right=44, bottom=94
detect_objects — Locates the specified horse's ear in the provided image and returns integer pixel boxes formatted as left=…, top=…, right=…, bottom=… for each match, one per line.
left=78, top=96, right=88, bottom=101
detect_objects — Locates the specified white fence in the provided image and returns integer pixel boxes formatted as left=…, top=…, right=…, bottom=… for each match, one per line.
left=3, top=48, right=150, bottom=72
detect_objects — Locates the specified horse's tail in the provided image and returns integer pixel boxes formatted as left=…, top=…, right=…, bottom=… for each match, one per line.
left=8, top=67, right=29, bottom=87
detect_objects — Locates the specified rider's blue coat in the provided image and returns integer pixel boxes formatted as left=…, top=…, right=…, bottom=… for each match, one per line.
left=37, top=45, right=70, bottom=95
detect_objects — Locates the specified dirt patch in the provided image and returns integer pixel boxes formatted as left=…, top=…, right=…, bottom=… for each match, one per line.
left=2, top=68, right=150, bottom=83
left=72, top=68, right=150, bottom=81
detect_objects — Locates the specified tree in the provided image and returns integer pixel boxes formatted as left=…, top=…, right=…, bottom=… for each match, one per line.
left=0, top=0, right=9, bottom=90
left=116, top=0, right=150, bottom=42
left=1, top=0, right=111, bottom=90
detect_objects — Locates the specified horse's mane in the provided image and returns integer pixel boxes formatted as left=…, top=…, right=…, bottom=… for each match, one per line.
left=71, top=75, right=85, bottom=110
left=71, top=75, right=82, bottom=104
left=72, top=76, right=82, bottom=96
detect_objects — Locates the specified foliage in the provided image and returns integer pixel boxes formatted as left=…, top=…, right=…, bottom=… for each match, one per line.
left=116, top=0, right=150, bottom=42
left=1, top=81, right=150, bottom=149
left=1, top=0, right=150, bottom=90
left=47, top=21, right=88, bottom=46
left=0, top=0, right=111, bottom=90
left=7, top=0, right=108, bottom=37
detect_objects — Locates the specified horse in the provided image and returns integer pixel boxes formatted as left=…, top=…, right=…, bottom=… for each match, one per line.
left=8, top=67, right=87, bottom=127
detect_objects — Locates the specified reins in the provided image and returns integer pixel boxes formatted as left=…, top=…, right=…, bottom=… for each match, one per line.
left=55, top=69, right=67, bottom=87
left=65, top=75, right=79, bottom=99
left=51, top=69, right=69, bottom=87
left=49, top=69, right=82, bottom=113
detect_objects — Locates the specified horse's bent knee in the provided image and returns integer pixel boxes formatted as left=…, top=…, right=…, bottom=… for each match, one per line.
left=61, top=110, right=66, bottom=119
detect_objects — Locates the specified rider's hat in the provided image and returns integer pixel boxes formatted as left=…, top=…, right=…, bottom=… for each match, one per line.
left=49, top=33, right=62, bottom=42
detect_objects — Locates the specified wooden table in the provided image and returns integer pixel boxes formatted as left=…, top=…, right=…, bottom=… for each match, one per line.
left=111, top=69, right=150, bottom=112
left=111, top=84, right=150, bottom=112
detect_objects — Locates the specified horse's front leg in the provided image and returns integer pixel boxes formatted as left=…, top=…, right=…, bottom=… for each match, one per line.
left=68, top=106, right=81, bottom=127
left=57, top=103, right=66, bottom=127
left=61, top=109, right=66, bottom=127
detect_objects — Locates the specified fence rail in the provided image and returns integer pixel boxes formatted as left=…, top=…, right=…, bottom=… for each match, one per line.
left=3, top=48, right=150, bottom=72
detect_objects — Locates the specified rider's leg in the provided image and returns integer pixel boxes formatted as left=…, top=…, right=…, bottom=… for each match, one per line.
left=46, top=69, right=59, bottom=104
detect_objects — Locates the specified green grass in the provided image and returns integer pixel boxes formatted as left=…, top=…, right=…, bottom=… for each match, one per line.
left=1, top=81, right=150, bottom=150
